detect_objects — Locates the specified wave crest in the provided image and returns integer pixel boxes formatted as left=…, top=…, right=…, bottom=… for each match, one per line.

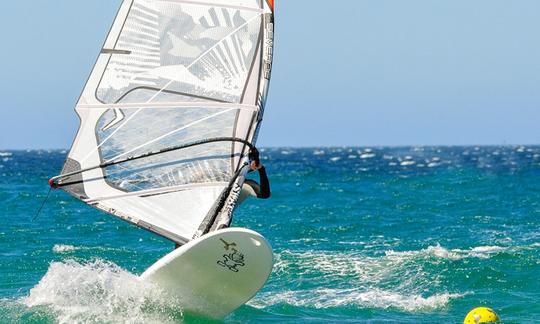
left=22, top=259, right=183, bottom=324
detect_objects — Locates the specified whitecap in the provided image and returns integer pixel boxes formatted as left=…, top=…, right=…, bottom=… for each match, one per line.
left=386, top=244, right=508, bottom=261
left=0, top=152, right=12, bottom=157
left=313, top=150, right=325, bottom=156
left=400, top=161, right=416, bottom=166
left=360, top=153, right=376, bottom=159
left=52, top=245, right=78, bottom=253
left=330, top=157, right=341, bottom=162
left=423, top=245, right=462, bottom=260
left=468, top=246, right=506, bottom=258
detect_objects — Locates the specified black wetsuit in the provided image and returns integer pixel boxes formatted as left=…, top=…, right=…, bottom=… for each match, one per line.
left=244, top=166, right=271, bottom=199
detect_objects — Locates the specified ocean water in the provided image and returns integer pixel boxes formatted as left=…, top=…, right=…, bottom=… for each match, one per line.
left=0, top=146, right=539, bottom=323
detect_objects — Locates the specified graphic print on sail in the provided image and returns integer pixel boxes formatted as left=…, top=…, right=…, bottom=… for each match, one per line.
left=54, top=0, right=275, bottom=245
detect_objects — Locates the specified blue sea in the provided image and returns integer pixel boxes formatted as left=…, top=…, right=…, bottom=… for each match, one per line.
left=0, top=146, right=539, bottom=323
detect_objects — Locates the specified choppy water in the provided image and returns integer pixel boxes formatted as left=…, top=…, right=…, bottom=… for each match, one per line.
left=0, top=146, right=539, bottom=323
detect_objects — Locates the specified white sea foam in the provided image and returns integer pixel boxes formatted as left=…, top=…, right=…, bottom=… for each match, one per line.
left=250, top=288, right=462, bottom=313
left=400, top=160, right=416, bottom=166
left=266, top=244, right=515, bottom=313
left=385, top=244, right=508, bottom=261
left=360, top=153, right=376, bottom=159
left=313, top=150, right=325, bottom=156
left=330, top=157, right=341, bottom=162
left=52, top=245, right=78, bottom=253
left=22, top=259, right=182, bottom=324
left=269, top=248, right=470, bottom=313
left=52, top=244, right=123, bottom=254
left=0, top=152, right=12, bottom=157
left=468, top=246, right=506, bottom=258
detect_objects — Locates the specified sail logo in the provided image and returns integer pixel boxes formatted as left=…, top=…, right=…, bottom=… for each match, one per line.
left=263, top=18, right=274, bottom=80
left=222, top=181, right=242, bottom=219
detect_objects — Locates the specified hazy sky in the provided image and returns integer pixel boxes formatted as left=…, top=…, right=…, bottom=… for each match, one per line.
left=0, top=0, right=539, bottom=149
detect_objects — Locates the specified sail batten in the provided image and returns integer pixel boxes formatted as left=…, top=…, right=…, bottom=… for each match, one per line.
left=59, top=0, right=274, bottom=243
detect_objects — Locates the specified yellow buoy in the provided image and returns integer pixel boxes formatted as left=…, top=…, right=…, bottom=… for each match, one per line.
left=464, top=307, right=500, bottom=324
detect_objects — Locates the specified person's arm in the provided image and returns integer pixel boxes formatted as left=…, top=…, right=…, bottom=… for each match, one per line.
left=257, top=166, right=271, bottom=199
left=248, top=147, right=271, bottom=199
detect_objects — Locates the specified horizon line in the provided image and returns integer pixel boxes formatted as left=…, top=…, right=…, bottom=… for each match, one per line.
left=2, top=143, right=539, bottom=152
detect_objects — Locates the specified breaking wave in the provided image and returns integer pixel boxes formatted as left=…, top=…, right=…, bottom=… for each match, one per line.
left=22, top=259, right=183, bottom=324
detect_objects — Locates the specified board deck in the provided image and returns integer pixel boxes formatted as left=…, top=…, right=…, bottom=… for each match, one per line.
left=140, top=228, right=273, bottom=319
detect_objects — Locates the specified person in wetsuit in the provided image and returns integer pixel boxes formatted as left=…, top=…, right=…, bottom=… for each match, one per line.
left=238, top=148, right=271, bottom=204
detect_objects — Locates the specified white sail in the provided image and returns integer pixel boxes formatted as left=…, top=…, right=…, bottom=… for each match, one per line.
left=58, top=0, right=275, bottom=244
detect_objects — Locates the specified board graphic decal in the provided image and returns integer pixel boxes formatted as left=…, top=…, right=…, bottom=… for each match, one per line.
left=217, top=238, right=246, bottom=272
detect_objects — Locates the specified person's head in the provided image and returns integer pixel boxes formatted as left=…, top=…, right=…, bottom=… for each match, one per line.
left=248, top=148, right=260, bottom=166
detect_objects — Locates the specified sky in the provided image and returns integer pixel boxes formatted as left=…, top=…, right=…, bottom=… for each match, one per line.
left=0, top=0, right=539, bottom=149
